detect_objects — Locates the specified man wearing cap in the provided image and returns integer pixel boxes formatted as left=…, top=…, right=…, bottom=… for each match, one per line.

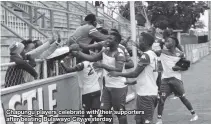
left=5, top=42, right=38, bottom=88
left=66, top=14, right=109, bottom=48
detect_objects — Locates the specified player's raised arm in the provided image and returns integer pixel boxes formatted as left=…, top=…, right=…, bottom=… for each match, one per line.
left=94, top=51, right=125, bottom=72
left=89, top=27, right=109, bottom=41
left=108, top=53, right=150, bottom=78
left=78, top=40, right=106, bottom=51
left=123, top=47, right=134, bottom=69
left=71, top=49, right=104, bottom=62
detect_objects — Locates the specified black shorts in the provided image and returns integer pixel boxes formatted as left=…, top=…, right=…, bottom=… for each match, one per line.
left=135, top=95, right=157, bottom=123
left=82, top=90, right=101, bottom=117
left=100, top=86, right=128, bottom=111
left=160, top=77, right=185, bottom=97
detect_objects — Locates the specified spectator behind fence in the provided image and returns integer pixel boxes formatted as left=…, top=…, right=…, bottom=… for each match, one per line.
left=5, top=42, right=38, bottom=88
left=24, top=32, right=62, bottom=81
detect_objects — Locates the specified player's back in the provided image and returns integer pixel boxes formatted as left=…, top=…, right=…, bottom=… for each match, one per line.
left=71, top=24, right=95, bottom=44
left=136, top=50, right=158, bottom=96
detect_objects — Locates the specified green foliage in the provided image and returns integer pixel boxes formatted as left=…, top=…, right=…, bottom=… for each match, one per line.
left=119, top=1, right=209, bottom=32
left=119, top=1, right=146, bottom=26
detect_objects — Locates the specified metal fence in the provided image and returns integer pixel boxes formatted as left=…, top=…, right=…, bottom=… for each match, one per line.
left=0, top=56, right=76, bottom=88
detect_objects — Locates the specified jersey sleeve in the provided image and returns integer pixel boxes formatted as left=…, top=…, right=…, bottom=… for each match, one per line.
left=89, top=26, right=109, bottom=41
left=115, top=51, right=125, bottom=62
left=138, top=53, right=150, bottom=66
left=124, top=48, right=131, bottom=62
left=89, top=27, right=98, bottom=35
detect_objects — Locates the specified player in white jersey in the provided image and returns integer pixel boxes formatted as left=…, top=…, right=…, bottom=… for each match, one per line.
left=60, top=60, right=100, bottom=124
left=70, top=32, right=128, bottom=124
left=156, top=36, right=198, bottom=124
left=109, top=32, right=158, bottom=124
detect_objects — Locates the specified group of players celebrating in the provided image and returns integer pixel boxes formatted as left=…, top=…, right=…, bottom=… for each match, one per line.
left=54, top=13, right=199, bottom=124
left=6, top=13, right=198, bottom=124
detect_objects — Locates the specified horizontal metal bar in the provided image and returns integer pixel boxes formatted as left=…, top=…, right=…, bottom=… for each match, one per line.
left=8, top=1, right=84, bottom=17
left=0, top=59, right=43, bottom=67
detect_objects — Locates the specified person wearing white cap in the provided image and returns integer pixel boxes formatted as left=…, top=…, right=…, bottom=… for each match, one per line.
left=5, top=42, right=38, bottom=88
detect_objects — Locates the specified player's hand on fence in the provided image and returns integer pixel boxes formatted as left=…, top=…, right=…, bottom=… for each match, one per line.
left=34, top=73, right=38, bottom=80
left=107, top=71, right=120, bottom=77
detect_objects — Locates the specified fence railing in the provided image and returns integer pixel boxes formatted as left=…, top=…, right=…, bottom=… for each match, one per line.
left=0, top=56, right=76, bottom=88
left=1, top=1, right=144, bottom=42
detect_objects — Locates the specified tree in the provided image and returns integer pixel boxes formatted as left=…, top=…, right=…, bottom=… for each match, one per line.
left=119, top=1, right=209, bottom=32
left=119, top=1, right=146, bottom=26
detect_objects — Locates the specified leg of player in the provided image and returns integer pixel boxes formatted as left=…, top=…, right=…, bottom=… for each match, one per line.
left=91, top=91, right=101, bottom=124
left=169, top=77, right=198, bottom=121
left=100, top=87, right=113, bottom=124
left=82, top=93, right=92, bottom=124
left=180, top=96, right=198, bottom=121
left=111, top=87, right=128, bottom=124
left=156, top=79, right=172, bottom=124
left=135, top=95, right=157, bottom=124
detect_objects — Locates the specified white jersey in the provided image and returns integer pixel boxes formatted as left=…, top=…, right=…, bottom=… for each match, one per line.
left=136, top=50, right=158, bottom=96
left=102, top=47, right=127, bottom=88
left=160, top=53, right=182, bottom=80
left=78, top=61, right=100, bottom=95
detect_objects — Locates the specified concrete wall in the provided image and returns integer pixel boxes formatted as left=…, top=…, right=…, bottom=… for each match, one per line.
left=183, top=42, right=210, bottom=63
left=1, top=73, right=81, bottom=124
